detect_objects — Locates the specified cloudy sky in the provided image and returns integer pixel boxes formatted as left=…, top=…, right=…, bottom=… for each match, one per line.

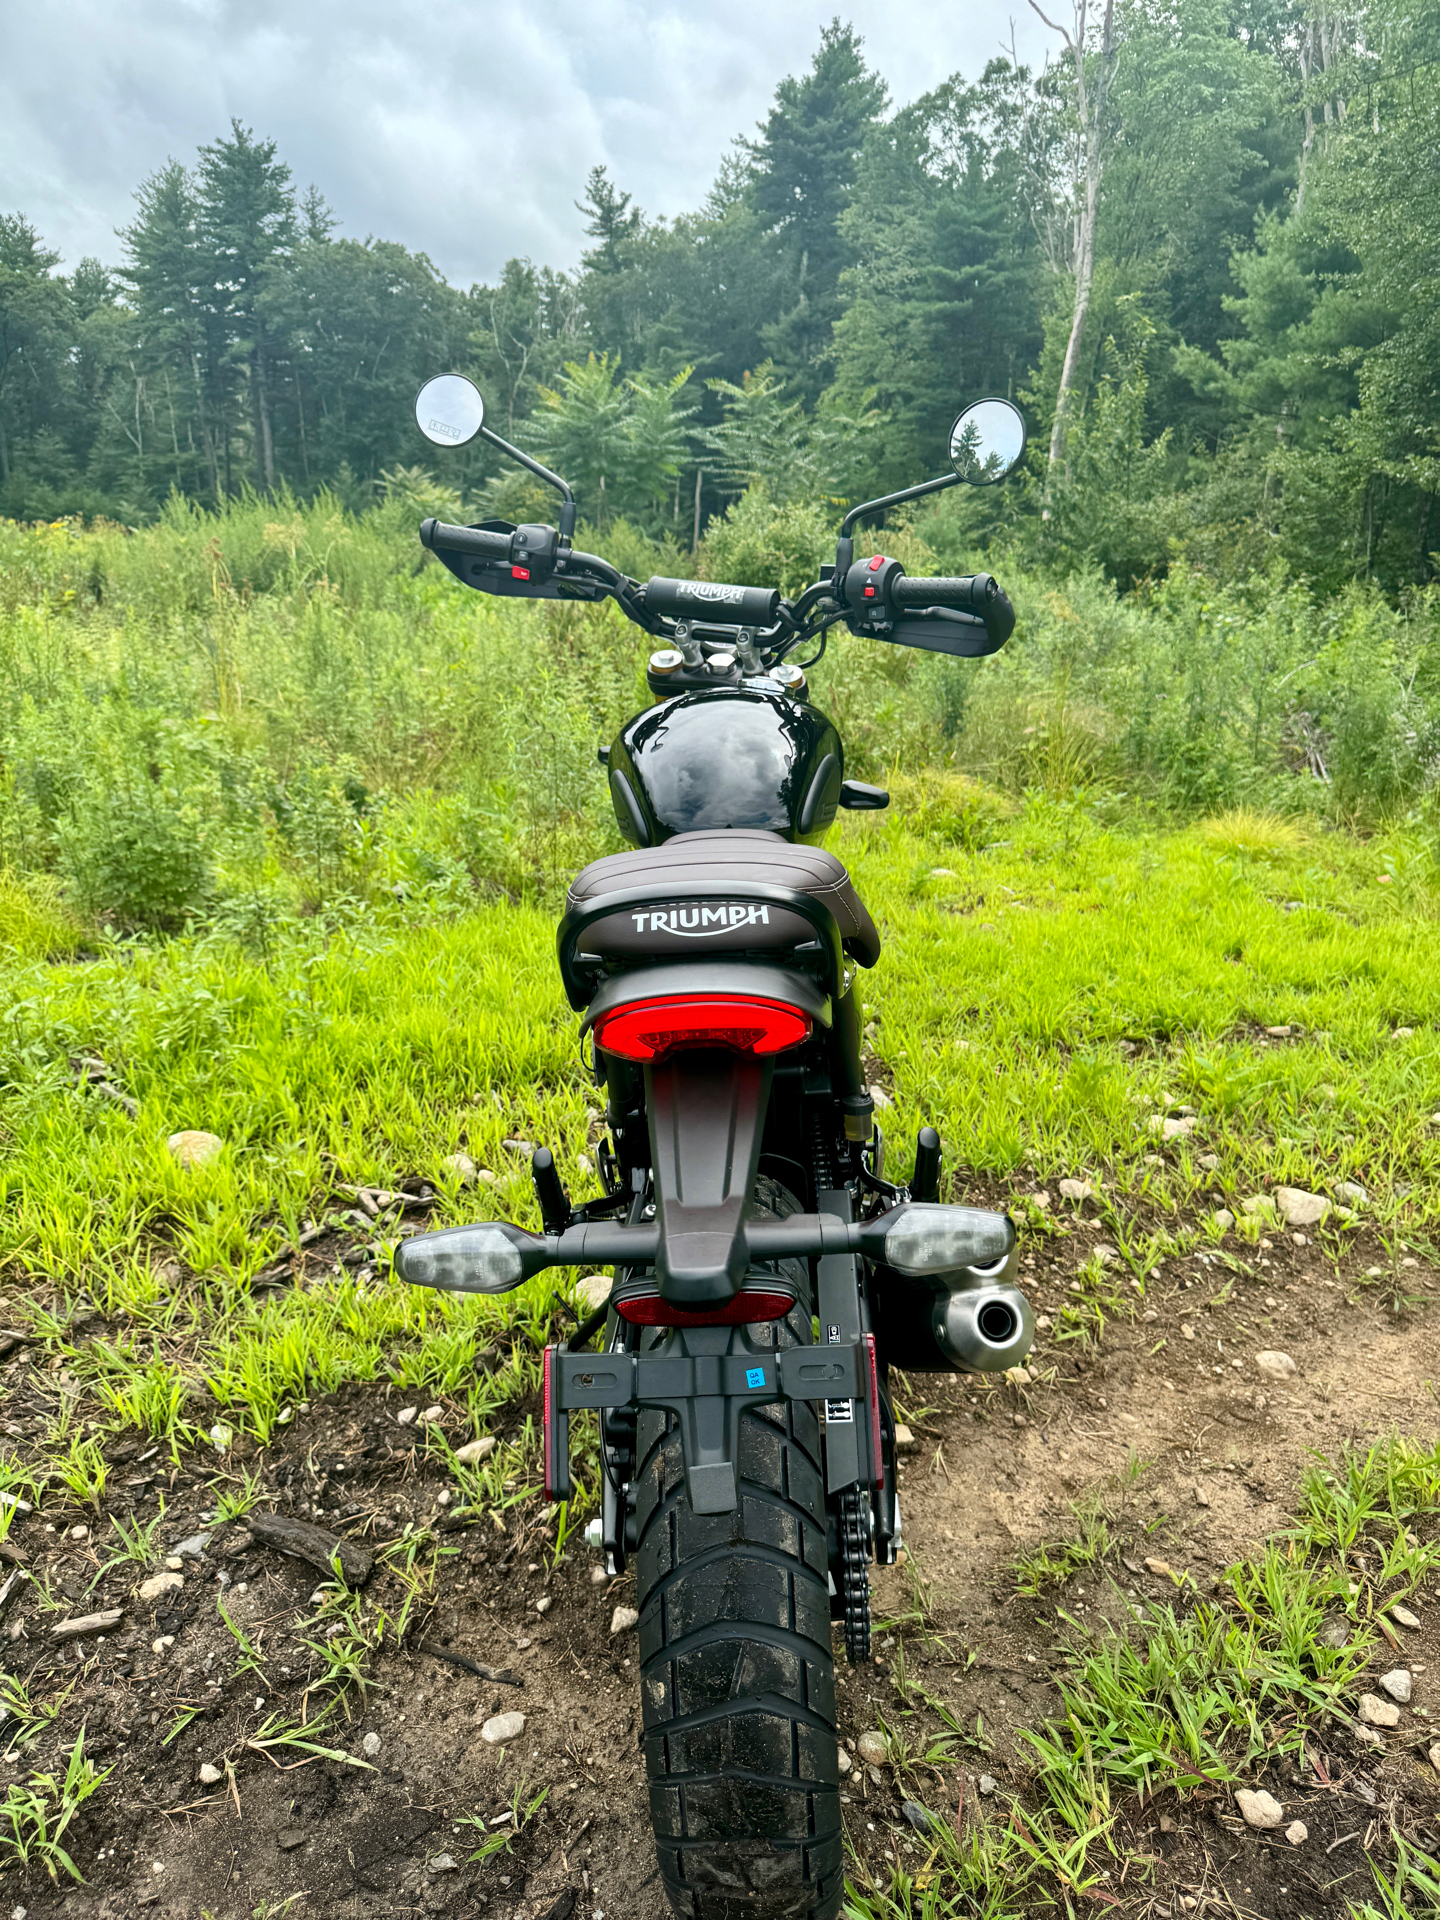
left=3, top=0, right=1054, bottom=286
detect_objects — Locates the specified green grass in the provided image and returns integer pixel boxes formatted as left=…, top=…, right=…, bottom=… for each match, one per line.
left=846, top=1435, right=1441, bottom=1919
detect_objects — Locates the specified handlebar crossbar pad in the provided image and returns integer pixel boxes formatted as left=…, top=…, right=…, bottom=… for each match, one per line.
left=643, top=577, right=781, bottom=627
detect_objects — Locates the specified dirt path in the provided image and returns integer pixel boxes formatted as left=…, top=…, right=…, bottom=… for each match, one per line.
left=5, top=1216, right=1436, bottom=1921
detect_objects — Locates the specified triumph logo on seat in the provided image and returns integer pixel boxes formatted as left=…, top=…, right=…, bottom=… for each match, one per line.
left=629, top=904, right=770, bottom=937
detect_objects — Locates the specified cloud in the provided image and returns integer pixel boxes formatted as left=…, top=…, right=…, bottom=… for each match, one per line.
left=1, top=0, right=1055, bottom=283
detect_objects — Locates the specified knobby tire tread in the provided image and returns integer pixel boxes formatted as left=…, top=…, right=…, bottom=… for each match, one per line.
left=634, top=1303, right=842, bottom=1920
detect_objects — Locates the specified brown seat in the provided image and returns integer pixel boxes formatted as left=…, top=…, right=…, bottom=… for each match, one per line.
left=566, top=829, right=882, bottom=968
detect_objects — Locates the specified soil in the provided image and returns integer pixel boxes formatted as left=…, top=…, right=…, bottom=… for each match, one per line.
left=1, top=1202, right=1436, bottom=1921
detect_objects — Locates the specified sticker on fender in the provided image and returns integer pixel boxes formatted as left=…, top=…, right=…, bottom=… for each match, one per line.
left=825, top=1400, right=854, bottom=1423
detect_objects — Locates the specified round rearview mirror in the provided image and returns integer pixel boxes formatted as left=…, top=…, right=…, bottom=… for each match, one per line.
left=948, top=398, right=1027, bottom=484
left=414, top=373, right=486, bottom=449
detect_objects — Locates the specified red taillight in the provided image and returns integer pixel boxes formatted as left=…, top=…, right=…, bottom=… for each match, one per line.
left=614, top=1288, right=795, bottom=1327
left=594, top=995, right=811, bottom=1063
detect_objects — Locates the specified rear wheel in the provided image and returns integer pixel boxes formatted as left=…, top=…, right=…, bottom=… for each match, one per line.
left=632, top=1296, right=841, bottom=1918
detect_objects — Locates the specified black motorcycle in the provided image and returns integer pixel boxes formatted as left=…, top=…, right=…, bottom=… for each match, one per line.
left=397, top=375, right=1033, bottom=1920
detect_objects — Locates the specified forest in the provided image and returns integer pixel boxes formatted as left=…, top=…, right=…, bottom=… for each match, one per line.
left=0, top=0, right=1436, bottom=597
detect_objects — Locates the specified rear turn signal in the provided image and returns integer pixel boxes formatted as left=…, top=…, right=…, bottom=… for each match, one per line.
left=594, top=995, right=811, bottom=1063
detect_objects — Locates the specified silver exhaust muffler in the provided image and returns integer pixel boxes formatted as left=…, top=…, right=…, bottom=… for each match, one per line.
left=929, top=1251, right=1034, bottom=1372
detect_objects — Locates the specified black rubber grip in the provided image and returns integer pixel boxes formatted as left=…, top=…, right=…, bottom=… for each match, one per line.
left=891, top=572, right=997, bottom=613
left=643, top=576, right=781, bottom=626
left=419, top=518, right=512, bottom=561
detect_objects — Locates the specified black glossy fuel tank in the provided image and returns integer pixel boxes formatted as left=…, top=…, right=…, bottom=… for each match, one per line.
left=608, top=687, right=842, bottom=848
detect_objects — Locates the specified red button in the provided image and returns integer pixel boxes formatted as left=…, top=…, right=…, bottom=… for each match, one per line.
left=868, top=555, right=884, bottom=571
left=511, top=566, right=531, bottom=580
left=863, top=585, right=875, bottom=597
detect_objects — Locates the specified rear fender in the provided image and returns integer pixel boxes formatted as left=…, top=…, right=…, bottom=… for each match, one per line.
left=645, top=1049, right=773, bottom=1304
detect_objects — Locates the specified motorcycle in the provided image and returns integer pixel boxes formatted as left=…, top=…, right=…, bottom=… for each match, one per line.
left=396, top=373, right=1033, bottom=1920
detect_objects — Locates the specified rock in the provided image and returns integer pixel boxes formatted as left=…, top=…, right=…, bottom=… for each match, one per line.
left=1234, top=1788, right=1285, bottom=1830
left=929, top=867, right=955, bottom=878
left=901, top=1800, right=938, bottom=1833
left=395, top=1406, right=418, bottom=1426
left=1094, top=1243, right=1119, bottom=1265
left=1004, top=1366, right=1032, bottom=1387
left=1390, top=1604, right=1420, bottom=1629
left=856, top=1731, right=887, bottom=1767
left=1378, top=1668, right=1413, bottom=1704
left=481, top=1710, right=526, bottom=1745
left=1353, top=1720, right=1383, bottom=1748
left=1357, top=1693, right=1401, bottom=1728
left=1255, top=1350, right=1298, bottom=1381
left=51, top=1607, right=121, bottom=1641
left=836, top=1747, right=851, bottom=1776
left=1058, top=1178, right=1093, bottom=1203
left=1265, top=1026, right=1293, bottom=1038
left=139, top=1571, right=183, bottom=1602
left=867, top=1084, right=893, bottom=1111
left=362, top=1731, right=381, bottom=1758
left=1274, top=1186, right=1328, bottom=1228
left=1285, top=1821, right=1308, bottom=1846
left=442, top=1152, right=477, bottom=1186
left=1181, top=1323, right=1196, bottom=1341
left=427, top=1853, right=458, bottom=1872
left=1317, top=1621, right=1350, bottom=1649
left=1144, top=1557, right=1172, bottom=1578
left=610, top=1605, right=639, bottom=1636
left=978, top=1774, right=997, bottom=1796
left=1195, top=1485, right=1210, bottom=1507
left=455, top=1436, right=496, bottom=1466
left=277, top=1828, right=306, bottom=1851
left=893, top=1424, right=917, bottom=1452
left=536, top=1595, right=553, bottom=1614
left=590, top=1564, right=608, bottom=1584
left=198, top=1763, right=222, bottom=1786
left=1149, top=1116, right=1195, bottom=1140
left=1242, top=1196, right=1277, bottom=1220
left=421, top=1404, right=443, bottom=1423
left=576, top=1274, right=612, bottom=1313
left=173, top=1533, right=210, bottom=1560
left=1334, top=1181, right=1367, bottom=1207
left=1430, top=1744, right=1440, bottom=1775
left=1212, top=1209, right=1235, bottom=1232
left=1030, top=1190, right=1051, bottom=1208
left=167, top=1129, right=224, bottom=1169
left=1198, top=1153, right=1220, bottom=1170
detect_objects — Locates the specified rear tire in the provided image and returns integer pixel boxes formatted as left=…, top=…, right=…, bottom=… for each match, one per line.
left=633, top=1302, right=842, bottom=1919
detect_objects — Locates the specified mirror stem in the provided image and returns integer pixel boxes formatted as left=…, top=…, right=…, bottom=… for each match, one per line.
left=479, top=425, right=576, bottom=531
left=839, top=469, right=960, bottom=541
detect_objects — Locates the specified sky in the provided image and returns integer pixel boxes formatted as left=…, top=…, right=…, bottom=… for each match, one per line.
left=2, top=0, right=1054, bottom=287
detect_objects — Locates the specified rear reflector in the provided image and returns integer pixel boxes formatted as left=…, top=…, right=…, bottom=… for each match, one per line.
left=594, top=995, right=811, bottom=1063
left=614, top=1288, right=795, bottom=1328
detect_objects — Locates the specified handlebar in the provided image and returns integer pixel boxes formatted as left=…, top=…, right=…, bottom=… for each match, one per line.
left=419, top=518, right=512, bottom=562
left=891, top=572, right=998, bottom=615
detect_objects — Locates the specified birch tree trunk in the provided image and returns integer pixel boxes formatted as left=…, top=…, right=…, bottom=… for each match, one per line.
left=1030, top=0, right=1117, bottom=501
